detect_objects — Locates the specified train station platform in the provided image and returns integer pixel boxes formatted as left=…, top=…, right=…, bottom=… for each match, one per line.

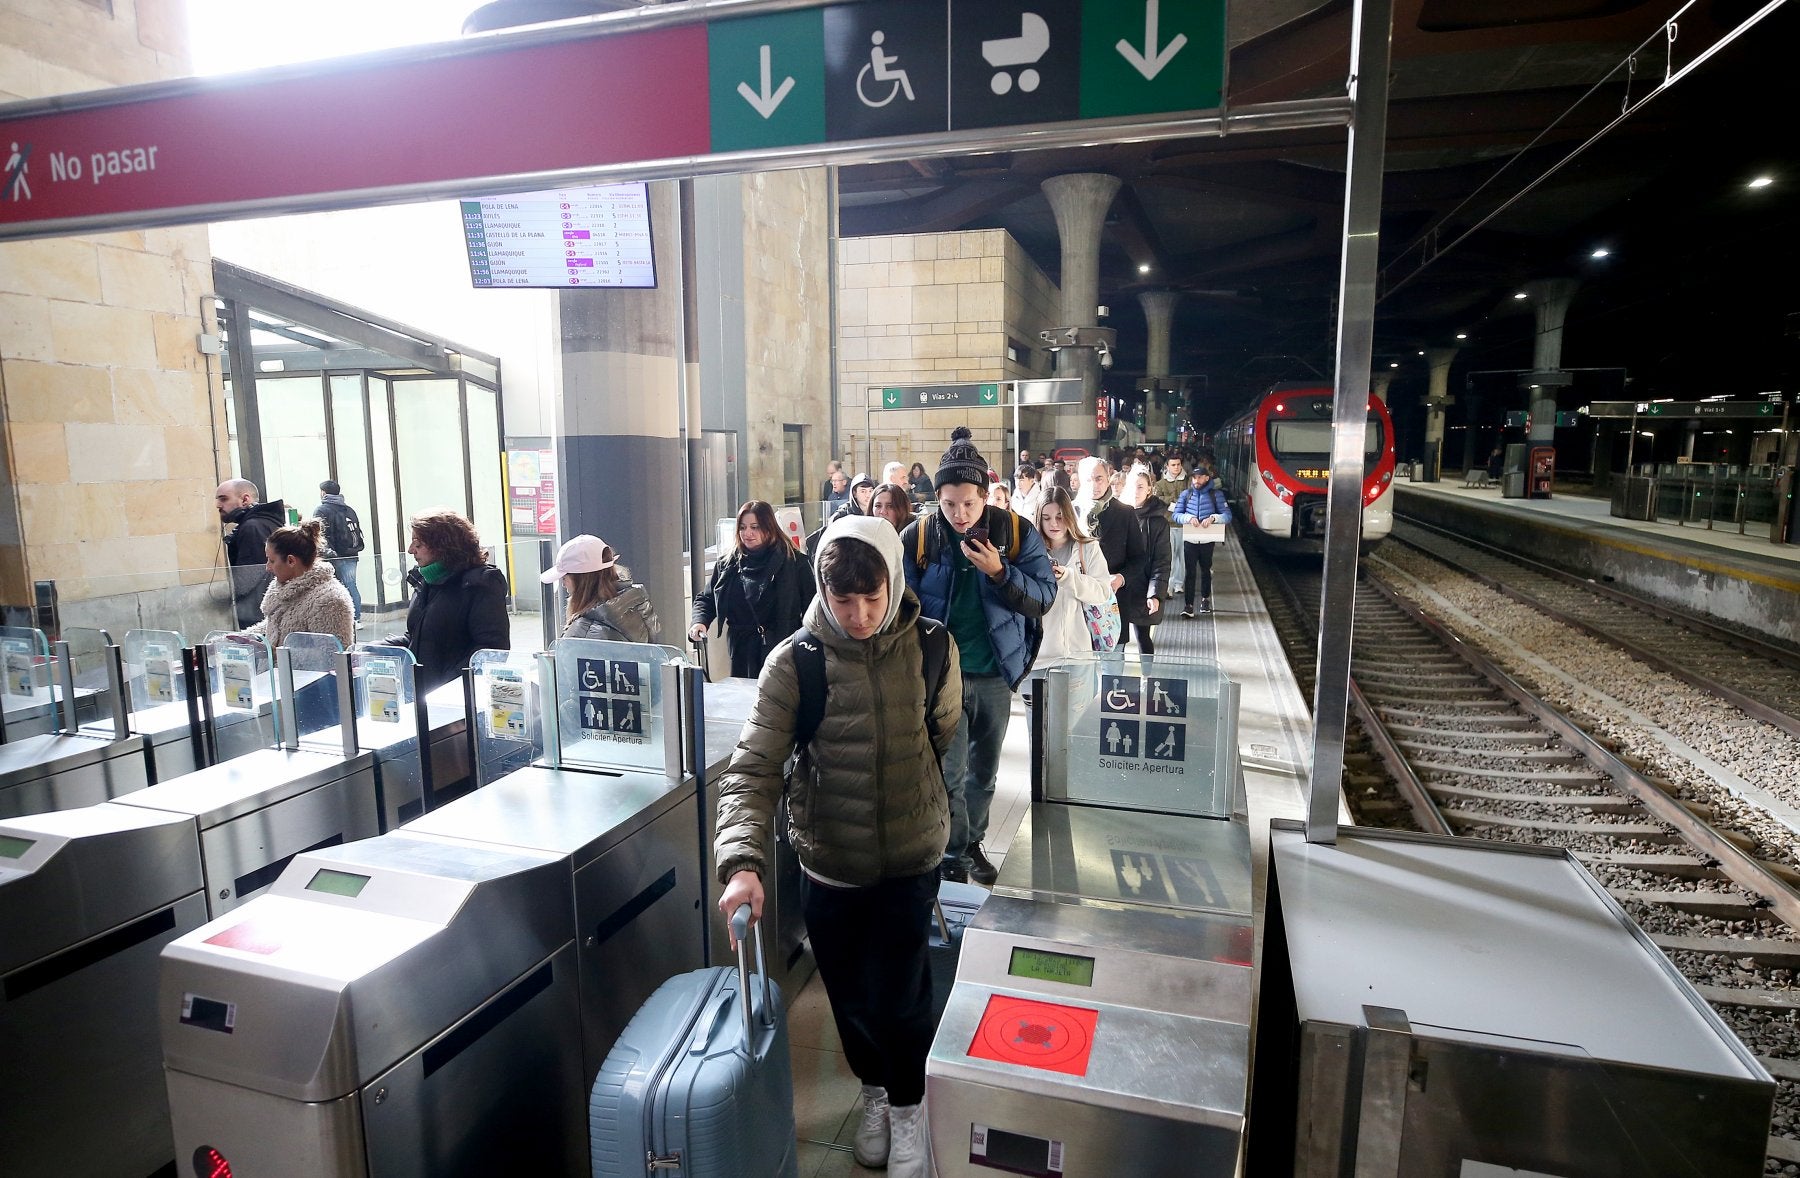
left=1394, top=482, right=1800, bottom=650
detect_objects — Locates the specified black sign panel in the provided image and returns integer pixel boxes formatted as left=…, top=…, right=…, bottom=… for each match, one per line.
left=823, top=2, right=950, bottom=140
left=949, top=0, right=1081, bottom=129
left=1100, top=675, right=1141, bottom=715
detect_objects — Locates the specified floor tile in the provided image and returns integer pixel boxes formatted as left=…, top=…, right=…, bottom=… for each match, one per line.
left=812, top=1145, right=885, bottom=1177
left=786, top=972, right=843, bottom=1052
left=795, top=1140, right=842, bottom=1178
left=789, top=1042, right=862, bottom=1146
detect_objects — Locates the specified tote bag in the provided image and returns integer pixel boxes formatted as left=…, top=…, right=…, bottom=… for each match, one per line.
left=1076, top=546, right=1122, bottom=652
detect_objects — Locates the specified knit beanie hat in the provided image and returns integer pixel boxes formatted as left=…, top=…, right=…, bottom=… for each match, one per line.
left=934, top=426, right=990, bottom=491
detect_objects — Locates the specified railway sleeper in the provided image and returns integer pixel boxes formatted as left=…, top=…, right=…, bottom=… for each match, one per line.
left=1415, top=761, right=1607, bottom=785
left=1693, top=983, right=1800, bottom=1011
left=1610, top=889, right=1763, bottom=920
left=1383, top=723, right=1547, bottom=741
left=1439, top=808, right=1677, bottom=841
left=1574, top=851, right=1723, bottom=880
left=1649, top=933, right=1800, bottom=970
left=1425, top=783, right=1635, bottom=813
left=1395, top=739, right=1581, bottom=762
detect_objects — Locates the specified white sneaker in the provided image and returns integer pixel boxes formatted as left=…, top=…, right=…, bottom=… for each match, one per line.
left=854, top=1085, right=890, bottom=1168
left=888, top=1102, right=932, bottom=1177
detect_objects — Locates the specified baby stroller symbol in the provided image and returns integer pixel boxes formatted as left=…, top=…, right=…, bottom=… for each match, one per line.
left=981, top=12, right=1048, bottom=95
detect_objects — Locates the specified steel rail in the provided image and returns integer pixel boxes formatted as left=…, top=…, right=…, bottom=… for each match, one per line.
left=1391, top=521, right=1800, bottom=742
left=1364, top=573, right=1800, bottom=930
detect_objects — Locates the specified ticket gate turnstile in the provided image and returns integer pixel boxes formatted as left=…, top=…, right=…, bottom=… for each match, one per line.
left=927, top=657, right=1257, bottom=1177
left=0, top=633, right=149, bottom=818
left=0, top=803, right=207, bottom=1177
left=160, top=835, right=582, bottom=1178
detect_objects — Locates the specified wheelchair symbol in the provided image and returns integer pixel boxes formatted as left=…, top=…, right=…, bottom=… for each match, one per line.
left=981, top=11, right=1049, bottom=95
left=856, top=31, right=914, bottom=108
left=1106, top=686, right=1134, bottom=710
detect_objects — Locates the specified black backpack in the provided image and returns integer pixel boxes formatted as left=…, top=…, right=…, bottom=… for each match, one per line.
left=317, top=501, right=365, bottom=556
left=789, top=619, right=952, bottom=751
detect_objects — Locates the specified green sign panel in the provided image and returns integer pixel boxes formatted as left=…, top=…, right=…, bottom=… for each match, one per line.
left=709, top=10, right=827, bottom=152
left=879, top=382, right=1001, bottom=409
left=1645, top=400, right=1776, bottom=418
left=1080, top=0, right=1225, bottom=118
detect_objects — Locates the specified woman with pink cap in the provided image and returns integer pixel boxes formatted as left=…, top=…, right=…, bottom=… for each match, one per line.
left=541, top=534, right=662, bottom=643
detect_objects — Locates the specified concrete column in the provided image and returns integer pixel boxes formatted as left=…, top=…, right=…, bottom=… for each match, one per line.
left=1139, top=290, right=1178, bottom=443
left=1525, top=278, right=1579, bottom=448
left=1422, top=347, right=1458, bottom=480
left=1042, top=174, right=1121, bottom=443
left=1369, top=370, right=1394, bottom=403
left=557, top=180, right=689, bottom=631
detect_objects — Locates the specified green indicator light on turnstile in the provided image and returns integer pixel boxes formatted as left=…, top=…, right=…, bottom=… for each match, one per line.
left=1008, top=946, right=1095, bottom=987
left=0, top=834, right=33, bottom=859
left=306, top=868, right=371, bottom=898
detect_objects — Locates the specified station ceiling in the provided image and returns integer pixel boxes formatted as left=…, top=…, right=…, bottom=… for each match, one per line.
left=469, top=0, right=1797, bottom=422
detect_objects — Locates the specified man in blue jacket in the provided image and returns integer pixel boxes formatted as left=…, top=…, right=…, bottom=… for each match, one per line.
left=901, top=427, right=1056, bottom=884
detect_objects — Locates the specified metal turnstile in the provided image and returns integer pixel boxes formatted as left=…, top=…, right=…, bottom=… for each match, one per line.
left=699, top=675, right=815, bottom=1002
left=0, top=803, right=207, bottom=1177
left=0, top=629, right=149, bottom=819
left=928, top=656, right=1256, bottom=1177
left=161, top=834, right=581, bottom=1178
left=1251, top=821, right=1775, bottom=1176
left=402, top=639, right=708, bottom=1081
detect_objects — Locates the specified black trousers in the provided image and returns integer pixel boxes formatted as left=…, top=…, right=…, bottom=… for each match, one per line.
left=800, top=869, right=940, bottom=1105
left=1183, top=541, right=1217, bottom=604
left=1131, top=622, right=1156, bottom=653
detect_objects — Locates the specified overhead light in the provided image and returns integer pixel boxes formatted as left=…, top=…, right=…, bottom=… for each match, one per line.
left=257, top=359, right=285, bottom=372
left=1455, top=332, right=1468, bottom=340
left=1590, top=247, right=1611, bottom=259
left=1748, top=176, right=1774, bottom=189
left=1513, top=291, right=1528, bottom=300
left=1416, top=350, right=1425, bottom=356
left=1388, top=361, right=1399, bottom=369
left=1138, top=263, right=1151, bottom=274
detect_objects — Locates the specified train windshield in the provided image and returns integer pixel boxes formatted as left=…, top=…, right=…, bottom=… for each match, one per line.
left=1270, top=420, right=1382, bottom=463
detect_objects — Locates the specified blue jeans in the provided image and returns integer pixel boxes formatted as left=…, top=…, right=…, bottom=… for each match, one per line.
left=330, top=557, right=361, bottom=620
left=940, top=673, right=1013, bottom=869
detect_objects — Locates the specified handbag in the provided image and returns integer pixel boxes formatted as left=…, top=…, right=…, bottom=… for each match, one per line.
left=1075, top=546, right=1122, bottom=652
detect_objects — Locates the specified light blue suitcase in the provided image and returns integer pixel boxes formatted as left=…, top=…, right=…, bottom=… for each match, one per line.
left=590, top=905, right=798, bottom=1178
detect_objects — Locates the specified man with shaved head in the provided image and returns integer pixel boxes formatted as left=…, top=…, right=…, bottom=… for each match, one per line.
left=214, top=478, right=287, bottom=626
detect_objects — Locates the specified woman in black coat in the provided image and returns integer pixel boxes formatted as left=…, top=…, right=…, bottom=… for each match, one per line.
left=1124, top=469, right=1172, bottom=654
left=689, top=500, right=816, bottom=679
left=388, top=509, right=510, bottom=692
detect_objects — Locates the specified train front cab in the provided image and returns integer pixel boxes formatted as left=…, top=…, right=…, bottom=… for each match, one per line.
left=1222, top=387, right=1396, bottom=553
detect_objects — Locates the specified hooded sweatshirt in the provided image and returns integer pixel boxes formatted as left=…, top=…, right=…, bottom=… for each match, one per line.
left=713, top=514, right=962, bottom=889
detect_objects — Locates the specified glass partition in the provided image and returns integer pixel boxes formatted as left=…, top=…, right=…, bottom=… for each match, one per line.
left=1041, top=654, right=1240, bottom=819
left=0, top=625, right=53, bottom=736
left=469, top=647, right=543, bottom=785
left=204, top=631, right=280, bottom=747
left=281, top=632, right=345, bottom=740
left=552, top=638, right=683, bottom=776
left=121, top=629, right=189, bottom=715
left=347, top=645, right=424, bottom=826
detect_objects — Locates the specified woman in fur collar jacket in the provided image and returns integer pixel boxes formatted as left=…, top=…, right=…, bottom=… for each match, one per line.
left=239, top=519, right=355, bottom=649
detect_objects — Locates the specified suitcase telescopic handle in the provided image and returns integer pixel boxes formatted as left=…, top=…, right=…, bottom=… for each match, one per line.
left=730, top=904, right=775, bottom=1041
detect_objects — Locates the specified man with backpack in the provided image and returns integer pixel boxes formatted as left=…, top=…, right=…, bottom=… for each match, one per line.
left=312, top=479, right=366, bottom=621
left=902, top=427, right=1056, bottom=885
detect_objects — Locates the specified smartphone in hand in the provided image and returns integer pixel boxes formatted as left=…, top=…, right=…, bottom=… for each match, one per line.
left=964, top=526, right=989, bottom=545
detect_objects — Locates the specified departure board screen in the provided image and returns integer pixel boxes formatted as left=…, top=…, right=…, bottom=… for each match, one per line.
left=305, top=868, right=371, bottom=898
left=0, top=834, right=34, bottom=859
left=1007, top=947, right=1096, bottom=987
left=461, top=183, right=655, bottom=289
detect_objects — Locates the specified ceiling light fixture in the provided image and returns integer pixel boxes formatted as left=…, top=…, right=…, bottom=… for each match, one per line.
left=1455, top=333, right=1468, bottom=340
left=1138, top=263, right=1151, bottom=274
left=1513, top=291, right=1528, bottom=300
left=1590, top=247, right=1610, bottom=259
left=1388, top=361, right=1399, bottom=369
left=1748, top=176, right=1774, bottom=189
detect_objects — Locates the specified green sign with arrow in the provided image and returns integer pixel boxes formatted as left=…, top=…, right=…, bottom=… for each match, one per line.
left=1080, top=0, right=1226, bottom=119
left=878, top=382, right=1002, bottom=410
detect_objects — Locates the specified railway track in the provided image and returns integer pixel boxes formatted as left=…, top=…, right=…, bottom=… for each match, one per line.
left=1244, top=547, right=1800, bottom=1174
left=1392, top=518, right=1800, bottom=739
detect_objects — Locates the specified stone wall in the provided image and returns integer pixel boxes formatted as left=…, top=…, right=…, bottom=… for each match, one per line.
left=0, top=0, right=230, bottom=634
left=836, top=229, right=1061, bottom=479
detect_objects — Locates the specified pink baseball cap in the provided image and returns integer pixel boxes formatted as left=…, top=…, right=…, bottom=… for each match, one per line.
left=539, top=534, right=617, bottom=582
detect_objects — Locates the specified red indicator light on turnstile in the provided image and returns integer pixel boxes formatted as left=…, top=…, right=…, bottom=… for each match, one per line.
left=193, top=1146, right=233, bottom=1178
left=967, top=994, right=1098, bottom=1076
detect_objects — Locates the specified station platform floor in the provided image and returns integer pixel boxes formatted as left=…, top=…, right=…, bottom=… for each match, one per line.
left=1396, top=481, right=1800, bottom=575
left=781, top=535, right=1320, bottom=1175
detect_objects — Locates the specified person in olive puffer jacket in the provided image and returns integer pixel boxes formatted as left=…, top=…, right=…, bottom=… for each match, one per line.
left=713, top=514, right=961, bottom=1178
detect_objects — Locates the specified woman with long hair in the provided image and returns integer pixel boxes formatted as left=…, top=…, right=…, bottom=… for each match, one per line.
left=690, top=500, right=816, bottom=678
left=906, top=461, right=934, bottom=503
left=1124, top=468, right=1171, bottom=654
left=238, top=519, right=355, bottom=649
left=1032, top=486, right=1114, bottom=670
left=386, top=509, right=510, bottom=691
left=541, top=534, right=662, bottom=642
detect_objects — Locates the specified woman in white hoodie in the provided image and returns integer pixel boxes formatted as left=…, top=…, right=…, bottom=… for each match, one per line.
left=1032, top=485, right=1113, bottom=669
left=239, top=519, right=355, bottom=649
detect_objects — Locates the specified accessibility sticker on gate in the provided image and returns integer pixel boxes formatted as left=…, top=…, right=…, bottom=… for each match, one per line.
left=1098, top=673, right=1189, bottom=774
left=576, top=656, right=648, bottom=744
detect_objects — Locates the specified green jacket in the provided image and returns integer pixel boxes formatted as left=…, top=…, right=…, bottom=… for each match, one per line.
left=713, top=590, right=962, bottom=888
